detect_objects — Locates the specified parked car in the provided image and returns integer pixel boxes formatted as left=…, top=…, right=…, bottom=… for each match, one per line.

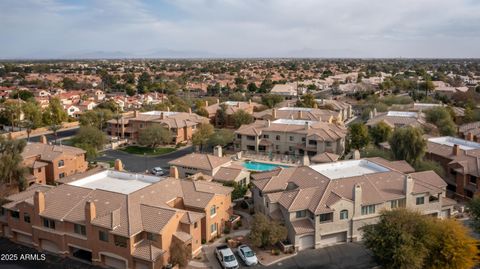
left=150, top=167, right=164, bottom=176
left=237, top=244, right=258, bottom=266
left=215, top=244, right=239, bottom=269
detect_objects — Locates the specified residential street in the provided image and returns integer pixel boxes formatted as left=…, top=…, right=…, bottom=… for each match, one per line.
left=95, top=146, right=195, bottom=173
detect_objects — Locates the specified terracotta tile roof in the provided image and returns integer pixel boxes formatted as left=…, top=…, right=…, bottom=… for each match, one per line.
left=212, top=167, right=244, bottom=182
left=310, top=152, right=340, bottom=163
left=132, top=240, right=165, bottom=262
left=3, top=184, right=53, bottom=210
left=140, top=205, right=178, bottom=233
left=290, top=219, right=315, bottom=234
left=173, top=231, right=193, bottom=242
left=367, top=158, right=414, bottom=173
left=22, top=142, right=86, bottom=161
left=168, top=153, right=231, bottom=171
left=180, top=211, right=205, bottom=224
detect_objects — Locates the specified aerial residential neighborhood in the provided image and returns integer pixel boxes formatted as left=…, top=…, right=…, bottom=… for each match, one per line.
left=2, top=1, right=480, bottom=269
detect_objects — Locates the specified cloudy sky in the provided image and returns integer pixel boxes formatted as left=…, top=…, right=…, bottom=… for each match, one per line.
left=1, top=0, right=480, bottom=58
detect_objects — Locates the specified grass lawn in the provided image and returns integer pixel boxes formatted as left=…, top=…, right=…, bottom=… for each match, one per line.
left=120, top=145, right=176, bottom=156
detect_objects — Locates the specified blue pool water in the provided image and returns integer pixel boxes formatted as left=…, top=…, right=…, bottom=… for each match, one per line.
left=242, top=161, right=289, bottom=171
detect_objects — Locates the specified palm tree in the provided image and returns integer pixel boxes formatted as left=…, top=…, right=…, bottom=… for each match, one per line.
left=48, top=124, right=63, bottom=144
left=21, top=120, right=34, bottom=142
left=113, top=112, right=122, bottom=139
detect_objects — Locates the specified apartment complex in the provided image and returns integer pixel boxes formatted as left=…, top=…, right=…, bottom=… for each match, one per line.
left=316, top=99, right=353, bottom=122
left=22, top=138, right=88, bottom=185
left=254, top=107, right=343, bottom=124
left=426, top=136, right=480, bottom=199
left=366, top=110, right=428, bottom=129
left=204, top=99, right=262, bottom=126
left=0, top=168, right=232, bottom=269
left=251, top=158, right=455, bottom=251
left=106, top=111, right=209, bottom=144
left=234, top=119, right=347, bottom=157
left=458, top=121, right=480, bottom=142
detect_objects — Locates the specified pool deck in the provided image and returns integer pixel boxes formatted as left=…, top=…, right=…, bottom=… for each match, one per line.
left=231, top=159, right=297, bottom=171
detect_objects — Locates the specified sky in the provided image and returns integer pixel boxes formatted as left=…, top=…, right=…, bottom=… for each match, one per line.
left=1, top=0, right=480, bottom=59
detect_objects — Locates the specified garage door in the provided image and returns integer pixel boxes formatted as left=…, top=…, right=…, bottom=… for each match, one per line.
left=104, top=255, right=127, bottom=269
left=321, top=231, right=347, bottom=246
left=41, top=239, right=60, bottom=253
left=135, top=261, right=150, bottom=269
left=298, top=235, right=314, bottom=250
left=440, top=209, right=450, bottom=219
left=16, top=234, right=33, bottom=245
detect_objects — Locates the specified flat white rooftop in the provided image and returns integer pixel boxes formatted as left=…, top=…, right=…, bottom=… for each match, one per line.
left=428, top=136, right=480, bottom=151
left=273, top=119, right=317, bottom=125
left=386, top=111, right=418, bottom=118
left=413, top=103, right=443, bottom=108
left=224, top=101, right=240, bottom=106
left=310, top=160, right=390, bottom=179
left=278, top=107, right=313, bottom=111
left=141, top=111, right=179, bottom=116
left=68, top=170, right=163, bottom=194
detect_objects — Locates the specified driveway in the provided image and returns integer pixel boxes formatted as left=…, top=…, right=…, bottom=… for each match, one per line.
left=95, top=146, right=194, bottom=173
left=266, top=243, right=376, bottom=269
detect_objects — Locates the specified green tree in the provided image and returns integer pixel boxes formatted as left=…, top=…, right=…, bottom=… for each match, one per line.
left=369, top=121, right=392, bottom=145
left=468, top=197, right=480, bottom=231
left=43, top=98, right=67, bottom=143
left=9, top=89, right=34, bottom=101
left=261, top=94, right=284, bottom=108
left=196, top=107, right=209, bottom=118
left=231, top=109, right=254, bottom=128
left=425, top=107, right=456, bottom=136
left=97, top=100, right=120, bottom=112
left=0, top=137, right=27, bottom=192
left=348, top=123, right=370, bottom=150
left=79, top=109, right=113, bottom=130
left=389, top=127, right=426, bottom=165
left=296, top=93, right=316, bottom=108
left=207, top=129, right=234, bottom=147
left=0, top=101, right=22, bottom=130
left=192, top=123, right=214, bottom=151
left=71, top=126, right=107, bottom=161
left=463, top=107, right=475, bottom=123
left=22, top=101, right=43, bottom=129
left=364, top=209, right=477, bottom=269
left=248, top=213, right=287, bottom=248
left=215, top=104, right=228, bottom=127
left=247, top=82, right=258, bottom=93
left=138, top=125, right=172, bottom=148
left=137, top=72, right=151, bottom=93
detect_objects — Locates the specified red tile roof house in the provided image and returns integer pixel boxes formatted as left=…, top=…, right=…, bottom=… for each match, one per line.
left=425, top=136, right=480, bottom=199
left=0, top=164, right=232, bottom=269
left=251, top=158, right=455, bottom=251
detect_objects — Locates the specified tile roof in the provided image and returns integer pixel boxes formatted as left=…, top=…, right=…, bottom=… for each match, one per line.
left=212, top=167, right=244, bottom=182
left=168, top=153, right=231, bottom=171
left=22, top=142, right=86, bottom=161
left=290, top=219, right=315, bottom=234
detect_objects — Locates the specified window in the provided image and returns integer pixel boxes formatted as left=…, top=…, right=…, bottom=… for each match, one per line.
left=74, top=224, right=86, bottom=236
left=10, top=211, right=20, bottom=219
left=301, top=137, right=306, bottom=142
left=429, top=195, right=439, bottom=203
left=361, top=205, right=375, bottom=215
left=37, top=168, right=41, bottom=173
left=276, top=135, right=280, bottom=141
left=43, top=218, right=56, bottom=229
left=296, top=210, right=306, bottom=218
left=210, top=205, right=216, bottom=217
left=99, top=230, right=109, bottom=242
left=263, top=134, right=269, bottom=139
left=59, top=173, right=65, bottom=179
left=139, top=124, right=144, bottom=128
left=0, top=208, right=4, bottom=216
left=340, top=210, right=348, bottom=220
left=275, top=145, right=279, bottom=150
left=194, top=222, right=198, bottom=229
left=289, top=146, right=293, bottom=152
left=58, top=160, right=64, bottom=167
left=247, top=145, right=255, bottom=151
left=147, top=232, right=159, bottom=242
left=114, top=235, right=127, bottom=248
left=133, top=233, right=143, bottom=243
left=237, top=134, right=242, bottom=139
left=319, top=213, right=333, bottom=223
left=326, top=141, right=332, bottom=147
left=416, top=196, right=425, bottom=205
left=247, top=136, right=255, bottom=141
left=210, top=223, right=217, bottom=234
left=289, top=136, right=294, bottom=141
left=390, top=199, right=406, bottom=209
left=23, top=213, right=31, bottom=223
left=308, top=140, right=317, bottom=146
left=470, top=175, right=477, bottom=185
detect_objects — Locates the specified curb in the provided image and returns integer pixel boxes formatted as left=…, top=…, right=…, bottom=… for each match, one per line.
left=258, top=252, right=297, bottom=266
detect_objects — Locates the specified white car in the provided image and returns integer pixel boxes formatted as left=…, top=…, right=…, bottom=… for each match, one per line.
left=237, top=244, right=258, bottom=266
left=150, top=167, right=164, bottom=176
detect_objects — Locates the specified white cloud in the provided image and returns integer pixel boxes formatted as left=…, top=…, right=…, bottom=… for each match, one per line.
left=1, top=0, right=480, bottom=58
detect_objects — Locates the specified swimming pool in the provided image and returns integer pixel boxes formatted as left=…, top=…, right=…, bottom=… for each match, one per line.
left=242, top=161, right=289, bottom=171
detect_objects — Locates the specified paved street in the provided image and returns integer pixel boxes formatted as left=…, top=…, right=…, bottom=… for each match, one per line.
left=27, top=127, right=79, bottom=143
left=96, top=146, right=195, bottom=173
left=265, top=243, right=376, bottom=269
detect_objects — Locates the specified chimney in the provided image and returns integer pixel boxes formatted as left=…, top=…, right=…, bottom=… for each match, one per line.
left=265, top=120, right=271, bottom=127
left=213, top=145, right=223, bottom=157
left=133, top=110, right=138, bottom=117
left=302, top=154, right=310, bottom=166
left=167, top=106, right=170, bottom=112
left=34, top=191, right=45, bottom=214
left=40, top=135, right=48, bottom=144
left=272, top=109, right=277, bottom=119
left=205, top=100, right=209, bottom=107
left=467, top=132, right=474, bottom=141
left=305, top=121, right=310, bottom=130
left=249, top=99, right=252, bottom=105
left=216, top=99, right=220, bottom=104
left=114, top=159, right=123, bottom=171
left=369, top=110, right=374, bottom=119
left=170, top=166, right=179, bottom=179
left=373, top=107, right=377, bottom=117
left=313, top=102, right=318, bottom=109
left=353, top=150, right=361, bottom=160
left=353, top=184, right=362, bottom=218
left=297, top=110, right=303, bottom=119
left=188, top=108, right=192, bottom=114
left=452, top=144, right=460, bottom=156
left=160, top=112, right=165, bottom=120
left=85, top=201, right=96, bottom=222
left=237, top=102, right=240, bottom=108
left=404, top=175, right=413, bottom=206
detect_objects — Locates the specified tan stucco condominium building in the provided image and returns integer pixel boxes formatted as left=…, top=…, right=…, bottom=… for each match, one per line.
left=106, top=110, right=209, bottom=144
left=254, top=107, right=343, bottom=124
left=234, top=119, right=347, bottom=157
left=0, top=168, right=232, bottom=269
left=22, top=138, right=88, bottom=186
left=251, top=157, right=455, bottom=251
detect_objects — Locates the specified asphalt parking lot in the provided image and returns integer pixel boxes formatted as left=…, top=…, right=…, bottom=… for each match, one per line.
left=95, top=145, right=194, bottom=173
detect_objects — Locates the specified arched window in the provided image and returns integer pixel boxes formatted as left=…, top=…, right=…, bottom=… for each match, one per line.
left=340, top=210, right=348, bottom=220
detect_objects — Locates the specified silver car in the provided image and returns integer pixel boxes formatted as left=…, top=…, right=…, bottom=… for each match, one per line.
left=237, top=245, right=258, bottom=266
left=150, top=167, right=164, bottom=176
